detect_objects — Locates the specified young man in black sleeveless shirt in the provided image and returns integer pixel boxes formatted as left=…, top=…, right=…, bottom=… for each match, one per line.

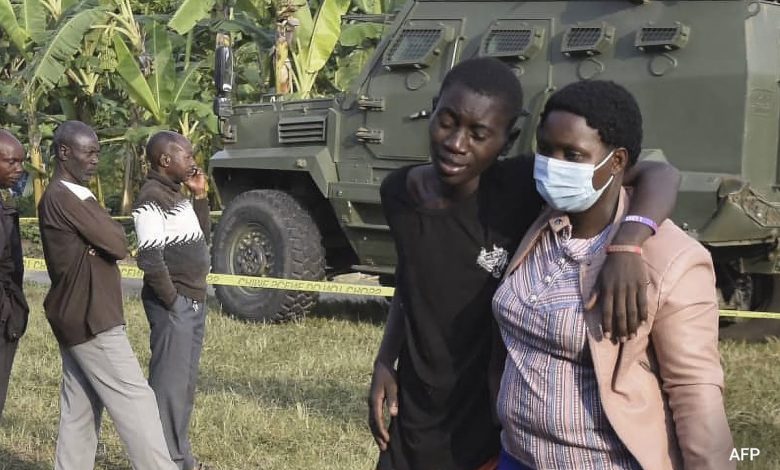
left=368, top=58, right=681, bottom=470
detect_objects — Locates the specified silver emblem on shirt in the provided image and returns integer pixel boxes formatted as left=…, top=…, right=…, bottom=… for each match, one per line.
left=477, top=244, right=509, bottom=278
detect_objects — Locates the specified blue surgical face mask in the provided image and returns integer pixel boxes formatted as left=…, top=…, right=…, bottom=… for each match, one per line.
left=533, top=149, right=615, bottom=213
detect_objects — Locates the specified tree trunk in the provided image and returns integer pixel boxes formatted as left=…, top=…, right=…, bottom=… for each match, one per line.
left=119, top=142, right=136, bottom=215
left=25, top=96, right=45, bottom=213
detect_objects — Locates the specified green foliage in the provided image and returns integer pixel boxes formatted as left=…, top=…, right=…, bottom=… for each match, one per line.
left=113, top=34, right=162, bottom=119
left=20, top=0, right=47, bottom=43
left=339, top=23, right=382, bottom=47
left=1, top=287, right=779, bottom=468
left=0, top=0, right=30, bottom=52
left=19, top=220, right=41, bottom=245
left=168, top=0, right=216, bottom=34
left=25, top=4, right=107, bottom=90
left=334, top=48, right=370, bottom=91
left=292, top=0, right=351, bottom=97
left=0, top=0, right=392, bottom=213
left=148, top=20, right=175, bottom=111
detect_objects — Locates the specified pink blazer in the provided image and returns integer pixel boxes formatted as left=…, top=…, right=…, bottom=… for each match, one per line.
left=502, top=189, right=734, bottom=470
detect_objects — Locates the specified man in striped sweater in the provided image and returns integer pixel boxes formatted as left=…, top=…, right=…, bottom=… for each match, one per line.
left=133, top=131, right=211, bottom=470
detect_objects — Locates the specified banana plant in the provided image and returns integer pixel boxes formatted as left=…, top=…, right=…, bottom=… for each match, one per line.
left=110, top=19, right=216, bottom=212
left=289, top=0, right=350, bottom=97
left=112, top=21, right=215, bottom=134
left=0, top=0, right=108, bottom=207
left=167, top=0, right=356, bottom=98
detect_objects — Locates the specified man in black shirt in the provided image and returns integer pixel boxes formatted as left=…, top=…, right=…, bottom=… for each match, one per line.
left=369, top=58, right=680, bottom=470
left=0, top=130, right=29, bottom=420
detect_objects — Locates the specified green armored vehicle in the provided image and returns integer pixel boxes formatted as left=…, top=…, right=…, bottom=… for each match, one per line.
left=209, top=0, right=780, bottom=324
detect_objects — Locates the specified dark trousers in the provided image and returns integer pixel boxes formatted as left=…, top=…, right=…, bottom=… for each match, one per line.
left=0, top=335, right=18, bottom=419
left=143, top=291, right=207, bottom=470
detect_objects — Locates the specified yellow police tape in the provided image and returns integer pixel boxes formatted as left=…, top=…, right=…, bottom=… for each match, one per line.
left=23, top=258, right=395, bottom=297
left=718, top=310, right=780, bottom=320
left=19, top=257, right=780, bottom=316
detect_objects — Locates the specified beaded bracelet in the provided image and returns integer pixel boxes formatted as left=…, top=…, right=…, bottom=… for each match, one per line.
left=606, top=244, right=643, bottom=255
left=623, top=215, right=658, bottom=235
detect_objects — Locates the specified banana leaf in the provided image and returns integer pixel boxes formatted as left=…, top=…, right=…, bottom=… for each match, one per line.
left=334, top=48, right=370, bottom=91
left=292, top=0, right=313, bottom=50
left=21, top=0, right=47, bottom=43
left=353, top=0, right=380, bottom=14
left=0, top=0, right=30, bottom=51
left=25, top=7, right=107, bottom=89
left=339, top=23, right=383, bottom=47
left=147, top=21, right=175, bottom=113
left=112, top=34, right=162, bottom=121
left=236, top=0, right=270, bottom=21
left=303, top=0, right=350, bottom=74
left=177, top=100, right=218, bottom=133
left=168, top=0, right=216, bottom=35
left=172, top=61, right=203, bottom=104
left=215, top=17, right=274, bottom=47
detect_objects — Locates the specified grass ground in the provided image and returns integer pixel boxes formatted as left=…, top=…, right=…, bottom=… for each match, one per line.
left=0, top=283, right=777, bottom=469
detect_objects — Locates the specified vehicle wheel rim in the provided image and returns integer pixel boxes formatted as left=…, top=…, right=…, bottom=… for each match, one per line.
left=229, top=223, right=275, bottom=294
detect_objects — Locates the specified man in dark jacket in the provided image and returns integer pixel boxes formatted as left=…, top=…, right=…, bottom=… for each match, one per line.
left=0, top=130, right=29, bottom=419
left=133, top=131, right=211, bottom=470
left=39, top=121, right=177, bottom=469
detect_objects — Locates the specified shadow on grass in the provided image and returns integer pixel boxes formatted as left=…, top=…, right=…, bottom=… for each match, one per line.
left=198, top=374, right=367, bottom=423
left=0, top=448, right=48, bottom=470
left=205, top=296, right=389, bottom=326
left=310, top=298, right=389, bottom=325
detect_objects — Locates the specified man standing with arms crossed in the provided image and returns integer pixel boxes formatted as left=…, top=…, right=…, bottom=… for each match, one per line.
left=0, top=130, right=29, bottom=420
left=38, top=121, right=177, bottom=469
left=133, top=131, right=211, bottom=470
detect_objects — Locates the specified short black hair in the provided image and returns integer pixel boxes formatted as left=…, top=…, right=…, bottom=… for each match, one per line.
left=0, top=129, right=22, bottom=151
left=146, top=130, right=186, bottom=167
left=439, top=57, right=524, bottom=125
left=540, top=80, right=643, bottom=166
left=53, top=121, right=96, bottom=158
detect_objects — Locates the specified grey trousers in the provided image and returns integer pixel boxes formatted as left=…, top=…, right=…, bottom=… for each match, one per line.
left=55, top=325, right=177, bottom=470
left=0, top=335, right=18, bottom=419
left=143, top=293, right=207, bottom=470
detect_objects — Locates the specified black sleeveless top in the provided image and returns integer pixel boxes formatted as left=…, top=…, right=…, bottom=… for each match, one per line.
left=378, top=156, right=542, bottom=470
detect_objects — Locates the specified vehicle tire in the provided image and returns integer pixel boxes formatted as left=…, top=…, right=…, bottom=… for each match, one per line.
left=718, top=273, right=780, bottom=342
left=212, top=189, right=325, bottom=322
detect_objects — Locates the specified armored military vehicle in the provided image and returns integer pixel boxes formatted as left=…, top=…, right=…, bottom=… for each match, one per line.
left=209, top=0, right=780, bottom=326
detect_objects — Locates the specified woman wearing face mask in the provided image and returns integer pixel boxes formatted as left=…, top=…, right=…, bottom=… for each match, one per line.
left=492, top=80, right=734, bottom=470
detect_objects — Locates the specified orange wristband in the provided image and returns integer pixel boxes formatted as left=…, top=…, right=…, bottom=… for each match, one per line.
left=606, top=244, right=642, bottom=255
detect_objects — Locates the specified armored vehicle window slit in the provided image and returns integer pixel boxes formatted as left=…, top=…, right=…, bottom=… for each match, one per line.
left=479, top=21, right=545, bottom=62
left=635, top=23, right=690, bottom=52
left=382, top=23, right=454, bottom=69
left=486, top=30, right=532, bottom=54
left=562, top=24, right=614, bottom=57
left=642, top=28, right=677, bottom=42
left=567, top=28, right=601, bottom=48
left=388, top=30, right=440, bottom=61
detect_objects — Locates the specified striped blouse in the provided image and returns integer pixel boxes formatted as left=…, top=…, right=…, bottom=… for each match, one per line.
left=492, top=219, right=640, bottom=469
